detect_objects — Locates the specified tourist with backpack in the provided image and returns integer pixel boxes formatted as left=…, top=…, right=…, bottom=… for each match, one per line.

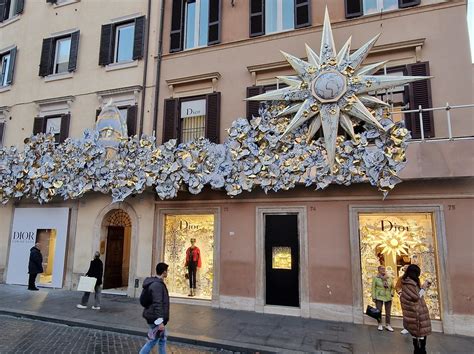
left=139, top=262, right=169, bottom=354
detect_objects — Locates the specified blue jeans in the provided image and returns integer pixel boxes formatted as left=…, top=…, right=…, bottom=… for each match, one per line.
left=139, top=324, right=166, bottom=354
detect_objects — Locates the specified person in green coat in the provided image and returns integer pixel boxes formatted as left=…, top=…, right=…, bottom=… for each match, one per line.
left=372, top=265, right=394, bottom=332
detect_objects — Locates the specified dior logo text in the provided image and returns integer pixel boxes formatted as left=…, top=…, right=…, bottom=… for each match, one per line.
left=12, top=231, right=35, bottom=240
left=179, top=220, right=199, bottom=230
left=381, top=220, right=409, bottom=232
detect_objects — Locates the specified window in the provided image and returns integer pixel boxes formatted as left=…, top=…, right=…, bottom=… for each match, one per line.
left=96, top=105, right=138, bottom=137
left=250, top=0, right=310, bottom=37
left=99, top=16, right=145, bottom=66
left=163, top=93, right=220, bottom=143
left=0, top=121, right=5, bottom=146
left=0, top=0, right=24, bottom=22
left=170, top=0, right=221, bottom=53
left=246, top=83, right=288, bottom=119
left=39, top=31, right=79, bottom=77
left=0, top=48, right=17, bottom=87
left=33, top=114, right=70, bottom=143
left=345, top=0, right=420, bottom=19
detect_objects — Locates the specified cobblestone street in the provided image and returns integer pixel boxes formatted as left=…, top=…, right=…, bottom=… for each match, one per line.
left=0, top=315, right=230, bottom=354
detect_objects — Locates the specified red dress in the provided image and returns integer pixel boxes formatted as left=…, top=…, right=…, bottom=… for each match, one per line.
left=185, top=246, right=201, bottom=268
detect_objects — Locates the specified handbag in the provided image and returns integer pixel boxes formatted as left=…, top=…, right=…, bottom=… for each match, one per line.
left=185, top=272, right=189, bottom=279
left=77, top=276, right=97, bottom=292
left=366, top=305, right=382, bottom=321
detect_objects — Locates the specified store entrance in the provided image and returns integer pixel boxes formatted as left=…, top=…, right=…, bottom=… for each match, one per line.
left=265, top=214, right=299, bottom=307
left=104, top=226, right=124, bottom=289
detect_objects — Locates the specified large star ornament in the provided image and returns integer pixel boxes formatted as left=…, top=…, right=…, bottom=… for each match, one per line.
left=247, top=8, right=430, bottom=167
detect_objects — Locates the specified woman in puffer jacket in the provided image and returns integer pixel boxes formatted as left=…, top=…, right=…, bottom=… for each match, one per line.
left=400, top=264, right=432, bottom=354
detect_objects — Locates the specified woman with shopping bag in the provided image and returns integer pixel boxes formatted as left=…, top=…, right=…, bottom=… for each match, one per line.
left=76, top=251, right=103, bottom=310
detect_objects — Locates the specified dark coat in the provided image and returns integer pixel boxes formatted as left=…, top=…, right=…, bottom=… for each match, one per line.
left=28, top=246, right=43, bottom=274
left=142, top=277, right=170, bottom=325
left=86, top=258, right=103, bottom=286
left=400, top=278, right=432, bottom=337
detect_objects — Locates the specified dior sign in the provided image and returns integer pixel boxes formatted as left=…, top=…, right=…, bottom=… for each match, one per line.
left=381, top=220, right=410, bottom=232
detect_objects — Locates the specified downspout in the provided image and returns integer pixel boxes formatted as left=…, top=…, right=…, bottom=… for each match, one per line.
left=139, top=0, right=152, bottom=136
left=152, top=0, right=166, bottom=138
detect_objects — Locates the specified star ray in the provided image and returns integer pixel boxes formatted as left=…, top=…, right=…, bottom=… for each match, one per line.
left=349, top=33, right=381, bottom=71
left=345, top=96, right=384, bottom=130
left=282, top=99, right=318, bottom=136
left=320, top=7, right=337, bottom=62
left=320, top=104, right=340, bottom=167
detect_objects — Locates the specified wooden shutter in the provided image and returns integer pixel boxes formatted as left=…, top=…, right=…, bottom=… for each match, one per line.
left=0, top=122, right=4, bottom=146
left=6, top=46, right=16, bottom=85
left=133, top=16, right=146, bottom=60
left=405, top=62, right=434, bottom=139
left=163, top=98, right=179, bottom=142
left=398, top=0, right=420, bottom=9
left=250, top=0, right=265, bottom=37
left=68, top=30, right=80, bottom=72
left=0, top=0, right=6, bottom=22
left=295, top=0, right=311, bottom=28
left=99, top=24, right=113, bottom=66
left=208, top=0, right=221, bottom=45
left=33, top=117, right=45, bottom=135
left=59, top=114, right=70, bottom=143
left=246, top=86, right=264, bottom=119
left=345, top=0, right=363, bottom=19
left=15, top=0, right=24, bottom=14
left=39, top=37, right=54, bottom=76
left=126, top=105, right=138, bottom=137
left=170, top=0, right=184, bottom=52
left=95, top=108, right=101, bottom=121
left=46, top=0, right=57, bottom=3
left=206, top=92, right=221, bottom=143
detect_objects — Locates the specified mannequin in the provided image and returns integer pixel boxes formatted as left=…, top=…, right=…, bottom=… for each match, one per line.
left=185, top=238, right=201, bottom=297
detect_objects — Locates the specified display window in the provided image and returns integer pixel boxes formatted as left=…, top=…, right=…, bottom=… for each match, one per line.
left=359, top=213, right=441, bottom=319
left=36, top=229, right=57, bottom=285
left=163, top=214, right=214, bottom=299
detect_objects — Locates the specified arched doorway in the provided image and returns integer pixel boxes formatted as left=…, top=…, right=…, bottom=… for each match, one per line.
left=102, top=209, right=132, bottom=291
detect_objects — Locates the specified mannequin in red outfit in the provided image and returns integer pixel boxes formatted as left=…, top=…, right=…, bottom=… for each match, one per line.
left=185, top=238, right=201, bottom=296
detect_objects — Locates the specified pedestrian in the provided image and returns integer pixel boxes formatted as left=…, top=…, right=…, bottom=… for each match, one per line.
left=395, top=265, right=410, bottom=335
left=76, top=251, right=103, bottom=310
left=28, top=242, right=43, bottom=291
left=400, top=264, right=432, bottom=354
left=139, top=262, right=170, bottom=354
left=371, top=265, right=394, bottom=331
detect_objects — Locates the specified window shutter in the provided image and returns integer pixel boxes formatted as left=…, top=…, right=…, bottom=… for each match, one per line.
left=96, top=108, right=101, bottom=121
left=46, top=0, right=57, bottom=3
left=163, top=98, right=179, bottom=142
left=0, top=122, right=4, bottom=146
left=39, top=37, right=54, bottom=77
left=68, top=30, right=80, bottom=72
left=59, top=114, right=70, bottom=143
left=206, top=92, right=221, bottom=143
left=0, top=0, right=6, bottom=22
left=398, top=0, right=420, bottom=9
left=99, top=24, right=113, bottom=66
left=250, top=0, right=265, bottom=37
left=344, top=0, right=363, bottom=19
left=133, top=16, right=146, bottom=60
left=126, top=105, right=138, bottom=137
left=15, top=0, right=24, bottom=14
left=208, top=0, right=221, bottom=45
left=6, top=46, right=16, bottom=85
left=33, top=117, right=45, bottom=135
left=405, top=62, right=434, bottom=139
left=246, top=86, right=264, bottom=119
left=170, top=0, right=184, bottom=52
left=295, top=0, right=311, bottom=28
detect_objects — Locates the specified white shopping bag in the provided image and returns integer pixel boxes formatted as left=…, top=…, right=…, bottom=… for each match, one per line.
left=77, top=276, right=97, bottom=292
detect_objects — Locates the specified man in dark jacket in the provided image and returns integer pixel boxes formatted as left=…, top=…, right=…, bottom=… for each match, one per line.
left=139, top=262, right=169, bottom=354
left=28, top=243, right=43, bottom=291
left=77, top=251, right=103, bottom=310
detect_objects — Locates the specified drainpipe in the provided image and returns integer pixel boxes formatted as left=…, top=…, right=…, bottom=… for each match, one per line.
left=139, top=0, right=152, bottom=136
left=152, top=0, right=165, bottom=138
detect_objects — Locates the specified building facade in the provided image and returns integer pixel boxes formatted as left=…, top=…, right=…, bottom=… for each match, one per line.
left=0, top=0, right=473, bottom=337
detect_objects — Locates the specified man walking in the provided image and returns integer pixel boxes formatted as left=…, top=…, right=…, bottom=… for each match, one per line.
left=139, top=262, right=169, bottom=354
left=77, top=251, right=103, bottom=310
left=28, top=243, right=43, bottom=291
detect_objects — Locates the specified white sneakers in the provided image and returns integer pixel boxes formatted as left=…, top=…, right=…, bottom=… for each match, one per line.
left=378, top=324, right=383, bottom=331
left=385, top=325, right=394, bottom=332
left=401, top=328, right=409, bottom=335
left=76, top=304, right=87, bottom=309
left=92, top=306, right=100, bottom=310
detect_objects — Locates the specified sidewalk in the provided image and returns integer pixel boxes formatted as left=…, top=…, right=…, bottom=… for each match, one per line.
left=0, top=285, right=472, bottom=353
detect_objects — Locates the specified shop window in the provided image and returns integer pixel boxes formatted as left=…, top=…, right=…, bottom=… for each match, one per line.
left=170, top=0, right=221, bottom=52
left=0, top=0, right=24, bottom=22
left=250, top=0, right=310, bottom=37
left=359, top=212, right=441, bottom=320
left=36, top=229, right=57, bottom=285
left=39, top=31, right=80, bottom=77
left=33, top=114, right=70, bottom=143
left=163, top=92, right=220, bottom=144
left=163, top=214, right=214, bottom=299
left=345, top=0, right=420, bottom=19
left=0, top=47, right=16, bottom=87
left=99, top=16, right=145, bottom=66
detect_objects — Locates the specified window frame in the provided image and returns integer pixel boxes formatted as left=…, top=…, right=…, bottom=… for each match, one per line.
left=0, top=52, right=11, bottom=86
left=363, top=0, right=398, bottom=15
left=44, top=115, right=63, bottom=144
left=53, top=36, right=72, bottom=75
left=183, top=0, right=209, bottom=50
left=113, top=21, right=135, bottom=63
left=265, top=0, right=295, bottom=35
left=179, top=95, right=207, bottom=143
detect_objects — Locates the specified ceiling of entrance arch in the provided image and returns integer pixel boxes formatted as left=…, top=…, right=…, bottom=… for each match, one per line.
left=0, top=9, right=427, bottom=205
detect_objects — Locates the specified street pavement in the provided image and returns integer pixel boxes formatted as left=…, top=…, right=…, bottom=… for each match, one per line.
left=0, top=315, right=230, bottom=353
left=0, top=284, right=473, bottom=353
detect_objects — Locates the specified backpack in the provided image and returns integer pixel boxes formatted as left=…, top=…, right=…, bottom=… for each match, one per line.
left=140, top=282, right=153, bottom=308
